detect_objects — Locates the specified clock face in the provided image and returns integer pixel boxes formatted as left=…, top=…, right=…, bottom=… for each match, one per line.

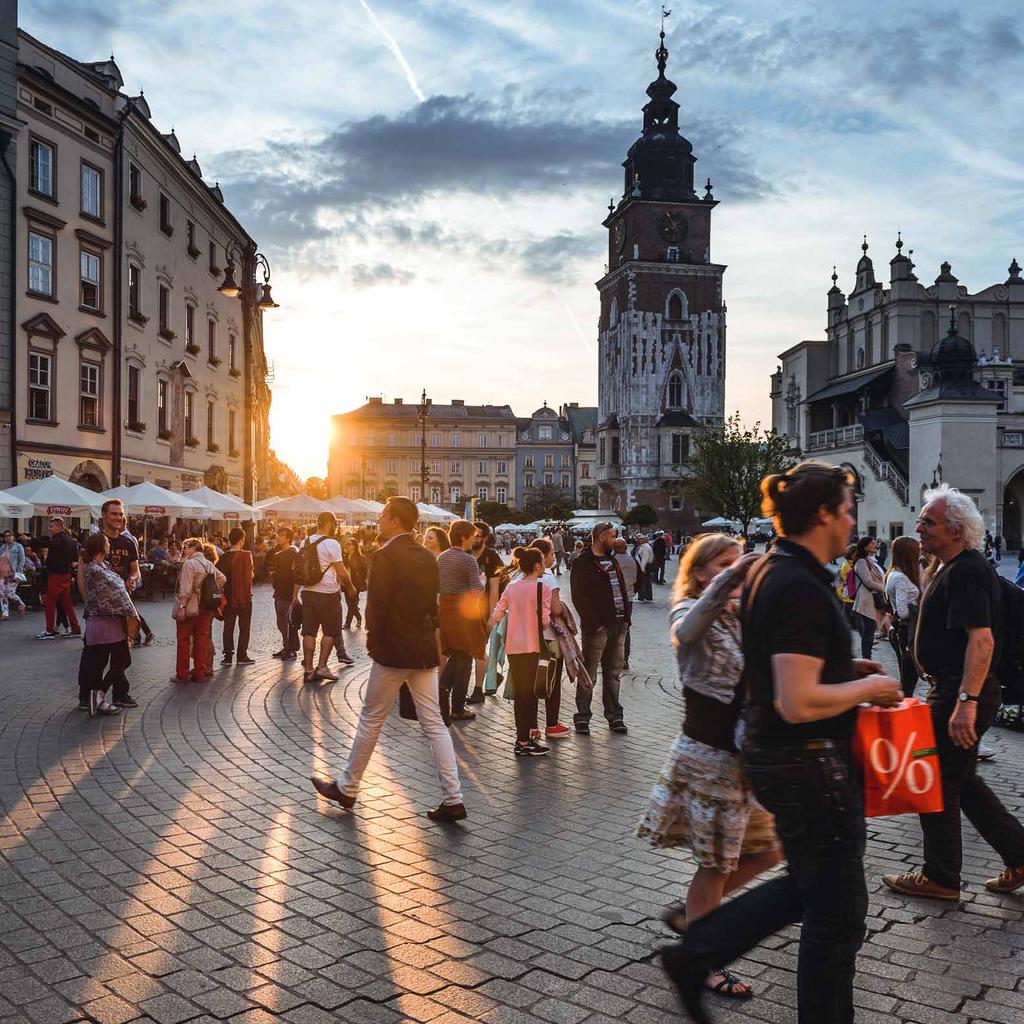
left=560, top=432, right=570, bottom=441
left=657, top=211, right=688, bottom=242
left=613, top=221, right=626, bottom=252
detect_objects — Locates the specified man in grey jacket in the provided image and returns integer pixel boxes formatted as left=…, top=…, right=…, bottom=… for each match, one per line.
left=613, top=538, right=639, bottom=671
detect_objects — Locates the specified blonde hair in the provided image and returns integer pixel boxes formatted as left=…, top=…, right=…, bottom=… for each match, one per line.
left=672, top=533, right=742, bottom=602
left=182, top=536, right=204, bottom=555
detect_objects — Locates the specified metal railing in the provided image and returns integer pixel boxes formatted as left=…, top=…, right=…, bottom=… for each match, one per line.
left=862, top=440, right=908, bottom=505
left=806, top=424, right=863, bottom=451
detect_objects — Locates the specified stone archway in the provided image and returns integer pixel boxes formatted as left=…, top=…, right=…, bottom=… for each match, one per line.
left=1003, top=466, right=1024, bottom=551
left=69, top=460, right=109, bottom=493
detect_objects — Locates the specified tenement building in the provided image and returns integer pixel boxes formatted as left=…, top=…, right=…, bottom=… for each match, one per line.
left=0, top=6, right=17, bottom=489
left=515, top=404, right=575, bottom=510
left=595, top=29, right=726, bottom=529
left=11, top=30, right=270, bottom=498
left=561, top=402, right=598, bottom=507
left=328, top=397, right=518, bottom=510
left=771, top=236, right=1024, bottom=546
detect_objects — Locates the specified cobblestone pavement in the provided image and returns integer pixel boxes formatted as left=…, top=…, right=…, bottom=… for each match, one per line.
left=1, top=564, right=1023, bottom=1024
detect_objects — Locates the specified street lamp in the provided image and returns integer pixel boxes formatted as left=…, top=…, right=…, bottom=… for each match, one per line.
left=417, top=388, right=429, bottom=503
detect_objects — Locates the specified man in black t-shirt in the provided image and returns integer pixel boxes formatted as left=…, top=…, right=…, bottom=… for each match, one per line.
left=883, top=486, right=1024, bottom=901
left=660, top=462, right=900, bottom=1024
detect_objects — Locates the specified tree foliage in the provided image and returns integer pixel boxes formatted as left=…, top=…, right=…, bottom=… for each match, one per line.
left=523, top=484, right=575, bottom=522
left=475, top=501, right=515, bottom=526
left=681, top=414, right=794, bottom=535
left=304, top=476, right=328, bottom=499
left=623, top=504, right=658, bottom=527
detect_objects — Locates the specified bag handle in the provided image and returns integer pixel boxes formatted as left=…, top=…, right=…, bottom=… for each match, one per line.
left=537, top=579, right=545, bottom=656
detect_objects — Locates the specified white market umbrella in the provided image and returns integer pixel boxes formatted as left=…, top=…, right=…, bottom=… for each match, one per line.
left=180, top=486, right=264, bottom=522
left=324, top=495, right=366, bottom=523
left=701, top=516, right=740, bottom=529
left=103, top=482, right=207, bottom=517
left=259, top=493, right=331, bottom=519
left=0, top=489, right=34, bottom=518
left=422, top=503, right=457, bottom=520
left=5, top=476, right=105, bottom=517
left=255, top=495, right=284, bottom=508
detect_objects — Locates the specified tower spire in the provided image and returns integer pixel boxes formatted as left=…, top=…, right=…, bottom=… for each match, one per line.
left=656, top=6, right=671, bottom=74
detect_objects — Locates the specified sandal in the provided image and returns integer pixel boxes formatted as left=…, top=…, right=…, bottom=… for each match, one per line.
left=96, top=702, right=121, bottom=716
left=661, top=905, right=687, bottom=934
left=706, top=968, right=753, bottom=999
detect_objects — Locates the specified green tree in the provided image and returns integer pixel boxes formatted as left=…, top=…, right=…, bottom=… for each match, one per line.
left=623, top=503, right=658, bottom=527
left=304, top=476, right=327, bottom=499
left=378, top=482, right=398, bottom=500
left=523, top=484, right=575, bottom=522
left=681, top=414, right=794, bottom=536
left=578, top=484, right=598, bottom=509
left=475, top=500, right=515, bottom=526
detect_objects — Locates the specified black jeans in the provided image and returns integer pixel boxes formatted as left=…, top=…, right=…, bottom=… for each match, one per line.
left=345, top=591, right=362, bottom=627
left=638, top=568, right=653, bottom=601
left=852, top=610, right=876, bottom=659
left=921, top=679, right=1024, bottom=889
left=888, top=618, right=919, bottom=697
left=673, top=746, right=867, bottom=1024
left=439, top=649, right=473, bottom=721
left=222, top=604, right=252, bottom=658
left=576, top=622, right=627, bottom=726
left=655, top=558, right=666, bottom=584
left=78, top=640, right=132, bottom=703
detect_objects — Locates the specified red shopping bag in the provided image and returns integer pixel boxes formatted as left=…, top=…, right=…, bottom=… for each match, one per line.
left=852, top=698, right=944, bottom=817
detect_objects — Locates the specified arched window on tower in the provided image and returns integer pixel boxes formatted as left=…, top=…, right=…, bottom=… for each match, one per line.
left=992, top=312, right=1007, bottom=355
left=665, top=289, right=687, bottom=321
left=921, top=310, right=936, bottom=347
left=958, top=310, right=971, bottom=339
left=667, top=370, right=684, bottom=409
left=609, top=296, right=618, bottom=328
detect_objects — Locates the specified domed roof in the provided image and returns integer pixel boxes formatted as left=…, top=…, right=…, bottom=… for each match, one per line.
left=930, top=315, right=975, bottom=365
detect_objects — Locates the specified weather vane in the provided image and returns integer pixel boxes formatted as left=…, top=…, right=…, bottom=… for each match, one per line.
left=661, top=6, right=672, bottom=32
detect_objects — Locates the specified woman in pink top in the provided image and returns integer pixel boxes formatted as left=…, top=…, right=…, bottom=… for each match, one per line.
left=487, top=547, right=555, bottom=757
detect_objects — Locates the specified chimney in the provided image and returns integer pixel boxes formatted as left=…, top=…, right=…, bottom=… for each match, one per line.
left=394, top=398, right=403, bottom=405
left=367, top=396, right=383, bottom=405
left=569, top=402, right=579, bottom=408
left=451, top=399, right=464, bottom=407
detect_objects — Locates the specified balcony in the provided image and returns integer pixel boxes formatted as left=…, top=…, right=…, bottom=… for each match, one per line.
left=807, top=424, right=863, bottom=451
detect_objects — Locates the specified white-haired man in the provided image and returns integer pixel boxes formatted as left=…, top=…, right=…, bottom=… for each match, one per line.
left=884, top=484, right=1024, bottom=900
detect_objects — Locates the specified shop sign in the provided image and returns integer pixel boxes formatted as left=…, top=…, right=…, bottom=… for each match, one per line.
left=143, top=505, right=167, bottom=515
left=25, top=458, right=54, bottom=480
left=222, top=511, right=240, bottom=520
left=46, top=505, right=73, bottom=515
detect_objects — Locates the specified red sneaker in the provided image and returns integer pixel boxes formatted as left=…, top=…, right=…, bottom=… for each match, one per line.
left=545, top=723, right=572, bottom=739
left=529, top=728, right=541, bottom=739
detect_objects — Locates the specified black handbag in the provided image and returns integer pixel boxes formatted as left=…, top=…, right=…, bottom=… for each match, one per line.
left=398, top=682, right=418, bottom=721
left=533, top=580, right=557, bottom=699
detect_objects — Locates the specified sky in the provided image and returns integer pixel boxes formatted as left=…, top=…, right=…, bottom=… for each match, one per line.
left=25, top=0, right=1024, bottom=480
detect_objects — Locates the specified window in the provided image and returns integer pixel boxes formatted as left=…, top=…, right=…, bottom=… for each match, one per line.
left=386, top=458, right=398, bottom=474
left=544, top=453, right=553, bottom=468
left=598, top=437, right=606, bottom=465
left=184, top=391, right=194, bottom=440
left=478, top=460, right=487, bottom=475
left=496, top=460, right=507, bottom=475
left=496, top=485, right=506, bottom=504
left=451, top=433, right=461, bottom=447
left=450, top=486, right=461, bottom=503
left=888, top=522, right=904, bottom=541
left=80, top=361, right=100, bottom=427
left=207, top=400, right=215, bottom=445
left=430, top=432, right=441, bottom=446
left=386, top=432, right=396, bottom=446
left=366, top=486, right=377, bottom=500
left=479, top=433, right=488, bottom=447
left=668, top=371, right=683, bottom=408
left=525, top=455, right=534, bottom=469
left=497, top=433, right=505, bottom=447
left=209, top=240, right=220, bottom=273
left=229, top=410, right=236, bottom=453
left=30, top=139, right=54, bottom=197
left=207, top=319, right=216, bottom=360
left=81, top=163, right=101, bottom=219
left=538, top=425, right=552, bottom=440
left=478, top=486, right=488, bottom=501
left=670, top=496, right=682, bottom=511
left=157, top=378, right=169, bottom=434
left=666, top=246, right=679, bottom=263
left=79, top=249, right=100, bottom=310
left=159, top=193, right=173, bottom=235
left=185, top=304, right=195, bottom=348
left=28, top=231, right=54, bottom=296
left=431, top=486, right=441, bottom=504
left=611, top=436, right=620, bottom=465
left=129, top=162, right=143, bottom=204
left=671, top=433, right=690, bottom=463
left=560, top=473, right=570, bottom=489
left=228, top=334, right=237, bottom=371
left=580, top=463, right=590, bottom=479
left=127, top=365, right=141, bottom=427
left=186, top=219, right=198, bottom=257
left=128, top=264, right=141, bottom=319
left=29, top=352, right=51, bottom=420
left=431, top=460, right=441, bottom=475
left=667, top=290, right=687, bottom=320
left=450, top=460, right=461, bottom=475
left=409, top=484, right=421, bottom=502
left=560, top=454, right=569, bottom=468
left=544, top=472, right=554, bottom=485
left=525, top=473, right=534, bottom=488
left=159, top=285, right=170, bottom=334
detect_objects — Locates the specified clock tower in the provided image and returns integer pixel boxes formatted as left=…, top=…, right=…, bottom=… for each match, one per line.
left=595, top=25, right=726, bottom=527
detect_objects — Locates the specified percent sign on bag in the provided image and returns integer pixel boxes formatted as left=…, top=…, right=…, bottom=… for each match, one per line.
left=853, top=699, right=944, bottom=817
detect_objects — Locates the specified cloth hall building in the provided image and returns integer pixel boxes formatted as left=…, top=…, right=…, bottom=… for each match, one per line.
left=772, top=237, right=1024, bottom=547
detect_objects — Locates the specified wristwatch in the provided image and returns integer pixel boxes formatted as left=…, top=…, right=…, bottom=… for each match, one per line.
left=958, top=692, right=980, bottom=703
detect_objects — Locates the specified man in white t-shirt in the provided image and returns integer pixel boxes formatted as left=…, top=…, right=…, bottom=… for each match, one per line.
left=300, top=511, right=355, bottom=682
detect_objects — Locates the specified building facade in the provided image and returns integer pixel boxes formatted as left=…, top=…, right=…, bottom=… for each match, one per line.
left=562, top=402, right=598, bottom=507
left=772, top=237, right=1024, bottom=545
left=328, top=397, right=518, bottom=510
left=595, top=29, right=726, bottom=530
left=515, top=404, right=574, bottom=510
left=10, top=30, right=269, bottom=499
left=0, top=6, right=17, bottom=490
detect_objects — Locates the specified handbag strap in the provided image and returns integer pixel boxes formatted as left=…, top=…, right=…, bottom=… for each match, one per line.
left=536, top=579, right=545, bottom=654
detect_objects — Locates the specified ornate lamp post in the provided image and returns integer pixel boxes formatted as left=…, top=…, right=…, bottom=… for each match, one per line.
left=217, top=244, right=279, bottom=511
left=417, top=389, right=429, bottom=503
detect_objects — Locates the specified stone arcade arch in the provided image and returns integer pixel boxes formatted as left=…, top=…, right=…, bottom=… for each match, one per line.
left=1002, top=464, right=1024, bottom=551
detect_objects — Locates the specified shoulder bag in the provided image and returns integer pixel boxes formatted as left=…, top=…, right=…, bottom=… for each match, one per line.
left=533, top=580, right=557, bottom=699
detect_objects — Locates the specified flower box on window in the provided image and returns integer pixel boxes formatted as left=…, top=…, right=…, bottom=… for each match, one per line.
left=228, top=367, right=241, bottom=378
left=208, top=355, right=222, bottom=367
left=187, top=243, right=201, bottom=260
left=158, top=327, right=176, bottom=342
left=127, top=421, right=147, bottom=433
left=207, top=442, right=220, bottom=454
left=184, top=342, right=201, bottom=356
left=130, top=193, right=147, bottom=211
left=128, top=311, right=150, bottom=326
left=158, top=427, right=173, bottom=441
left=185, top=435, right=199, bottom=448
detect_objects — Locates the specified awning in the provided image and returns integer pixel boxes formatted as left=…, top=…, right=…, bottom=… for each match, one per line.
left=803, top=365, right=892, bottom=404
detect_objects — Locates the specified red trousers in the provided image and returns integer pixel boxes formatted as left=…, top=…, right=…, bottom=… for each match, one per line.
left=45, top=573, right=80, bottom=633
left=176, top=610, right=214, bottom=679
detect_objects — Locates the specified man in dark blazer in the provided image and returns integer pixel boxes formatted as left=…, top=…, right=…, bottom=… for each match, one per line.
left=311, top=496, right=466, bottom=822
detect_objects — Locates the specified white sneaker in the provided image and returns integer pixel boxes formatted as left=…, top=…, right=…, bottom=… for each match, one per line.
left=977, top=743, right=996, bottom=762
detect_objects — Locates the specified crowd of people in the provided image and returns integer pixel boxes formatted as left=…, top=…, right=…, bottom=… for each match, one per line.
left=5, top=466, right=1024, bottom=1023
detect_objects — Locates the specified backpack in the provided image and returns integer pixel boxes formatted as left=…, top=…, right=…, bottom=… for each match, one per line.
left=294, top=536, right=328, bottom=587
left=199, top=566, right=223, bottom=613
left=845, top=561, right=858, bottom=600
left=996, top=576, right=1024, bottom=704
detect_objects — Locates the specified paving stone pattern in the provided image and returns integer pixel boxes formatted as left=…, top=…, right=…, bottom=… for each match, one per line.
left=1, top=564, right=1022, bottom=1024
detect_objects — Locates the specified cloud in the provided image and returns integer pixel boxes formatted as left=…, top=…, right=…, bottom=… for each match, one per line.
left=216, top=93, right=771, bottom=251
left=350, top=262, right=416, bottom=289
left=519, top=232, right=603, bottom=283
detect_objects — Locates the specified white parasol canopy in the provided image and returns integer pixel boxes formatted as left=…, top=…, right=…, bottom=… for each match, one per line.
left=5, top=476, right=105, bottom=516
left=0, top=488, right=34, bottom=518
left=180, top=486, right=264, bottom=521
left=324, top=495, right=366, bottom=522
left=103, top=482, right=208, bottom=517
left=259, top=493, right=332, bottom=519
left=254, top=495, right=284, bottom=508
left=416, top=502, right=457, bottom=524
left=701, top=516, right=740, bottom=529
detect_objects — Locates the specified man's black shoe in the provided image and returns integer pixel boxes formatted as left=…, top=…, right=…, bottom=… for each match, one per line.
left=114, top=697, right=139, bottom=709
left=283, top=651, right=298, bottom=660
left=466, top=689, right=485, bottom=705
left=336, top=653, right=355, bottom=667
left=426, top=802, right=467, bottom=823
left=310, top=775, right=355, bottom=809
left=77, top=700, right=88, bottom=711
left=222, top=654, right=233, bottom=665
left=271, top=649, right=287, bottom=659
left=236, top=655, right=256, bottom=664
left=575, top=721, right=590, bottom=735
left=659, top=946, right=711, bottom=1024
left=450, top=709, right=476, bottom=721
left=609, top=720, right=629, bottom=734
